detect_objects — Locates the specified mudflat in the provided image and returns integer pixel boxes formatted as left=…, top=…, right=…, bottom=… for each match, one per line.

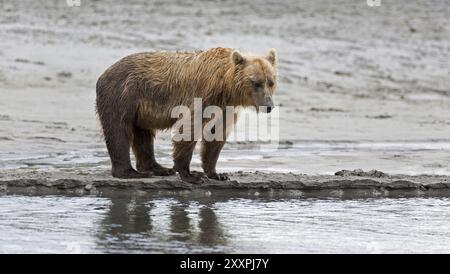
left=1, top=0, right=449, bottom=189
left=1, top=169, right=450, bottom=198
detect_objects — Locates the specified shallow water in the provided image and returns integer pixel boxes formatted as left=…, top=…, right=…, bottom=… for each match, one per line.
left=1, top=195, right=450, bottom=253
left=2, top=140, right=450, bottom=176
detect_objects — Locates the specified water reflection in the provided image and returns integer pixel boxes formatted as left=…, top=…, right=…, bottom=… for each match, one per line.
left=169, top=202, right=194, bottom=242
left=99, top=197, right=153, bottom=236
left=97, top=196, right=227, bottom=253
left=198, top=206, right=225, bottom=245
left=3, top=195, right=450, bottom=253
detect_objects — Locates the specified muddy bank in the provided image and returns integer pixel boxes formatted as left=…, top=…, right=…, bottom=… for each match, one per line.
left=1, top=169, right=450, bottom=198
left=1, top=0, right=450, bottom=178
left=1, top=0, right=450, bottom=197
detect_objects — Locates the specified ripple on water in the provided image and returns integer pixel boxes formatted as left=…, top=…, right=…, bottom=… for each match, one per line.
left=1, top=195, right=450, bottom=253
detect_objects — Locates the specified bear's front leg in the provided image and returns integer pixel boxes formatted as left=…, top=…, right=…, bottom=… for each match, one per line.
left=200, top=140, right=229, bottom=181
left=173, top=140, right=207, bottom=184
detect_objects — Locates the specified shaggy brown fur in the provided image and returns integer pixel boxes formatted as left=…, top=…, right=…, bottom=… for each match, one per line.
left=96, top=47, right=278, bottom=183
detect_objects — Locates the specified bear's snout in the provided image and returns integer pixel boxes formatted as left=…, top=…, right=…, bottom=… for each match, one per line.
left=260, top=103, right=275, bottom=113
left=266, top=105, right=275, bottom=113
left=261, top=105, right=274, bottom=113
left=262, top=97, right=275, bottom=113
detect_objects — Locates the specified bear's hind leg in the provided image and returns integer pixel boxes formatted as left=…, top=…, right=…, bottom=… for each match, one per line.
left=104, top=124, right=150, bottom=179
left=132, top=126, right=175, bottom=176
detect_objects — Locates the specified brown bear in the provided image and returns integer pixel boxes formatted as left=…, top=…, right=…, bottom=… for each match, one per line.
left=96, top=47, right=278, bottom=183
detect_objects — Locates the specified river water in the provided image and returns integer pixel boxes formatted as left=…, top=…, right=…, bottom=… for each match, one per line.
left=1, top=194, right=450, bottom=253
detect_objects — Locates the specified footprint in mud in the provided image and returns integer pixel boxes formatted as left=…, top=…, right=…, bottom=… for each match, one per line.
left=310, top=107, right=346, bottom=112
left=57, top=71, right=72, bottom=78
left=0, top=115, right=11, bottom=121
left=45, top=121, right=69, bottom=129
left=14, top=58, right=30, bottom=64
left=365, top=114, right=393, bottom=119
left=21, top=119, right=45, bottom=124
left=28, top=136, right=66, bottom=143
left=14, top=58, right=45, bottom=66
left=334, top=71, right=352, bottom=77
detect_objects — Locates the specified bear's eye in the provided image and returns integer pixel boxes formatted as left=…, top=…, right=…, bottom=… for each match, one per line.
left=268, top=80, right=274, bottom=87
left=253, top=81, right=263, bottom=89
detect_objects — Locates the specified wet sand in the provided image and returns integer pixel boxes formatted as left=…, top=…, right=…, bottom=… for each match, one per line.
left=2, top=169, right=450, bottom=198
left=1, top=0, right=450, bottom=188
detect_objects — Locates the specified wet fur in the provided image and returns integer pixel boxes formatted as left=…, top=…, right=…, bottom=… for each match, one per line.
left=96, top=47, right=277, bottom=182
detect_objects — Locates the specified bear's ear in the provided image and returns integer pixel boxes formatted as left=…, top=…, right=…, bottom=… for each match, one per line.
left=266, top=48, right=277, bottom=66
left=232, top=50, right=246, bottom=65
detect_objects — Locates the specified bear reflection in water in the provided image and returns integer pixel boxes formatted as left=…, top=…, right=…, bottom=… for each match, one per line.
left=96, top=196, right=227, bottom=252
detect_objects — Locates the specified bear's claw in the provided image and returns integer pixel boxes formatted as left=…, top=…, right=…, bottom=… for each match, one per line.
left=206, top=172, right=229, bottom=181
left=153, top=167, right=176, bottom=176
left=177, top=170, right=207, bottom=184
left=112, top=168, right=153, bottom=179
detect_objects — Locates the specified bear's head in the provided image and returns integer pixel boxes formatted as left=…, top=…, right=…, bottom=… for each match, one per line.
left=231, top=48, right=278, bottom=113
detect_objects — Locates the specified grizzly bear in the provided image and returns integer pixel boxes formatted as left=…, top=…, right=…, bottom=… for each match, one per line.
left=96, top=47, right=278, bottom=183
